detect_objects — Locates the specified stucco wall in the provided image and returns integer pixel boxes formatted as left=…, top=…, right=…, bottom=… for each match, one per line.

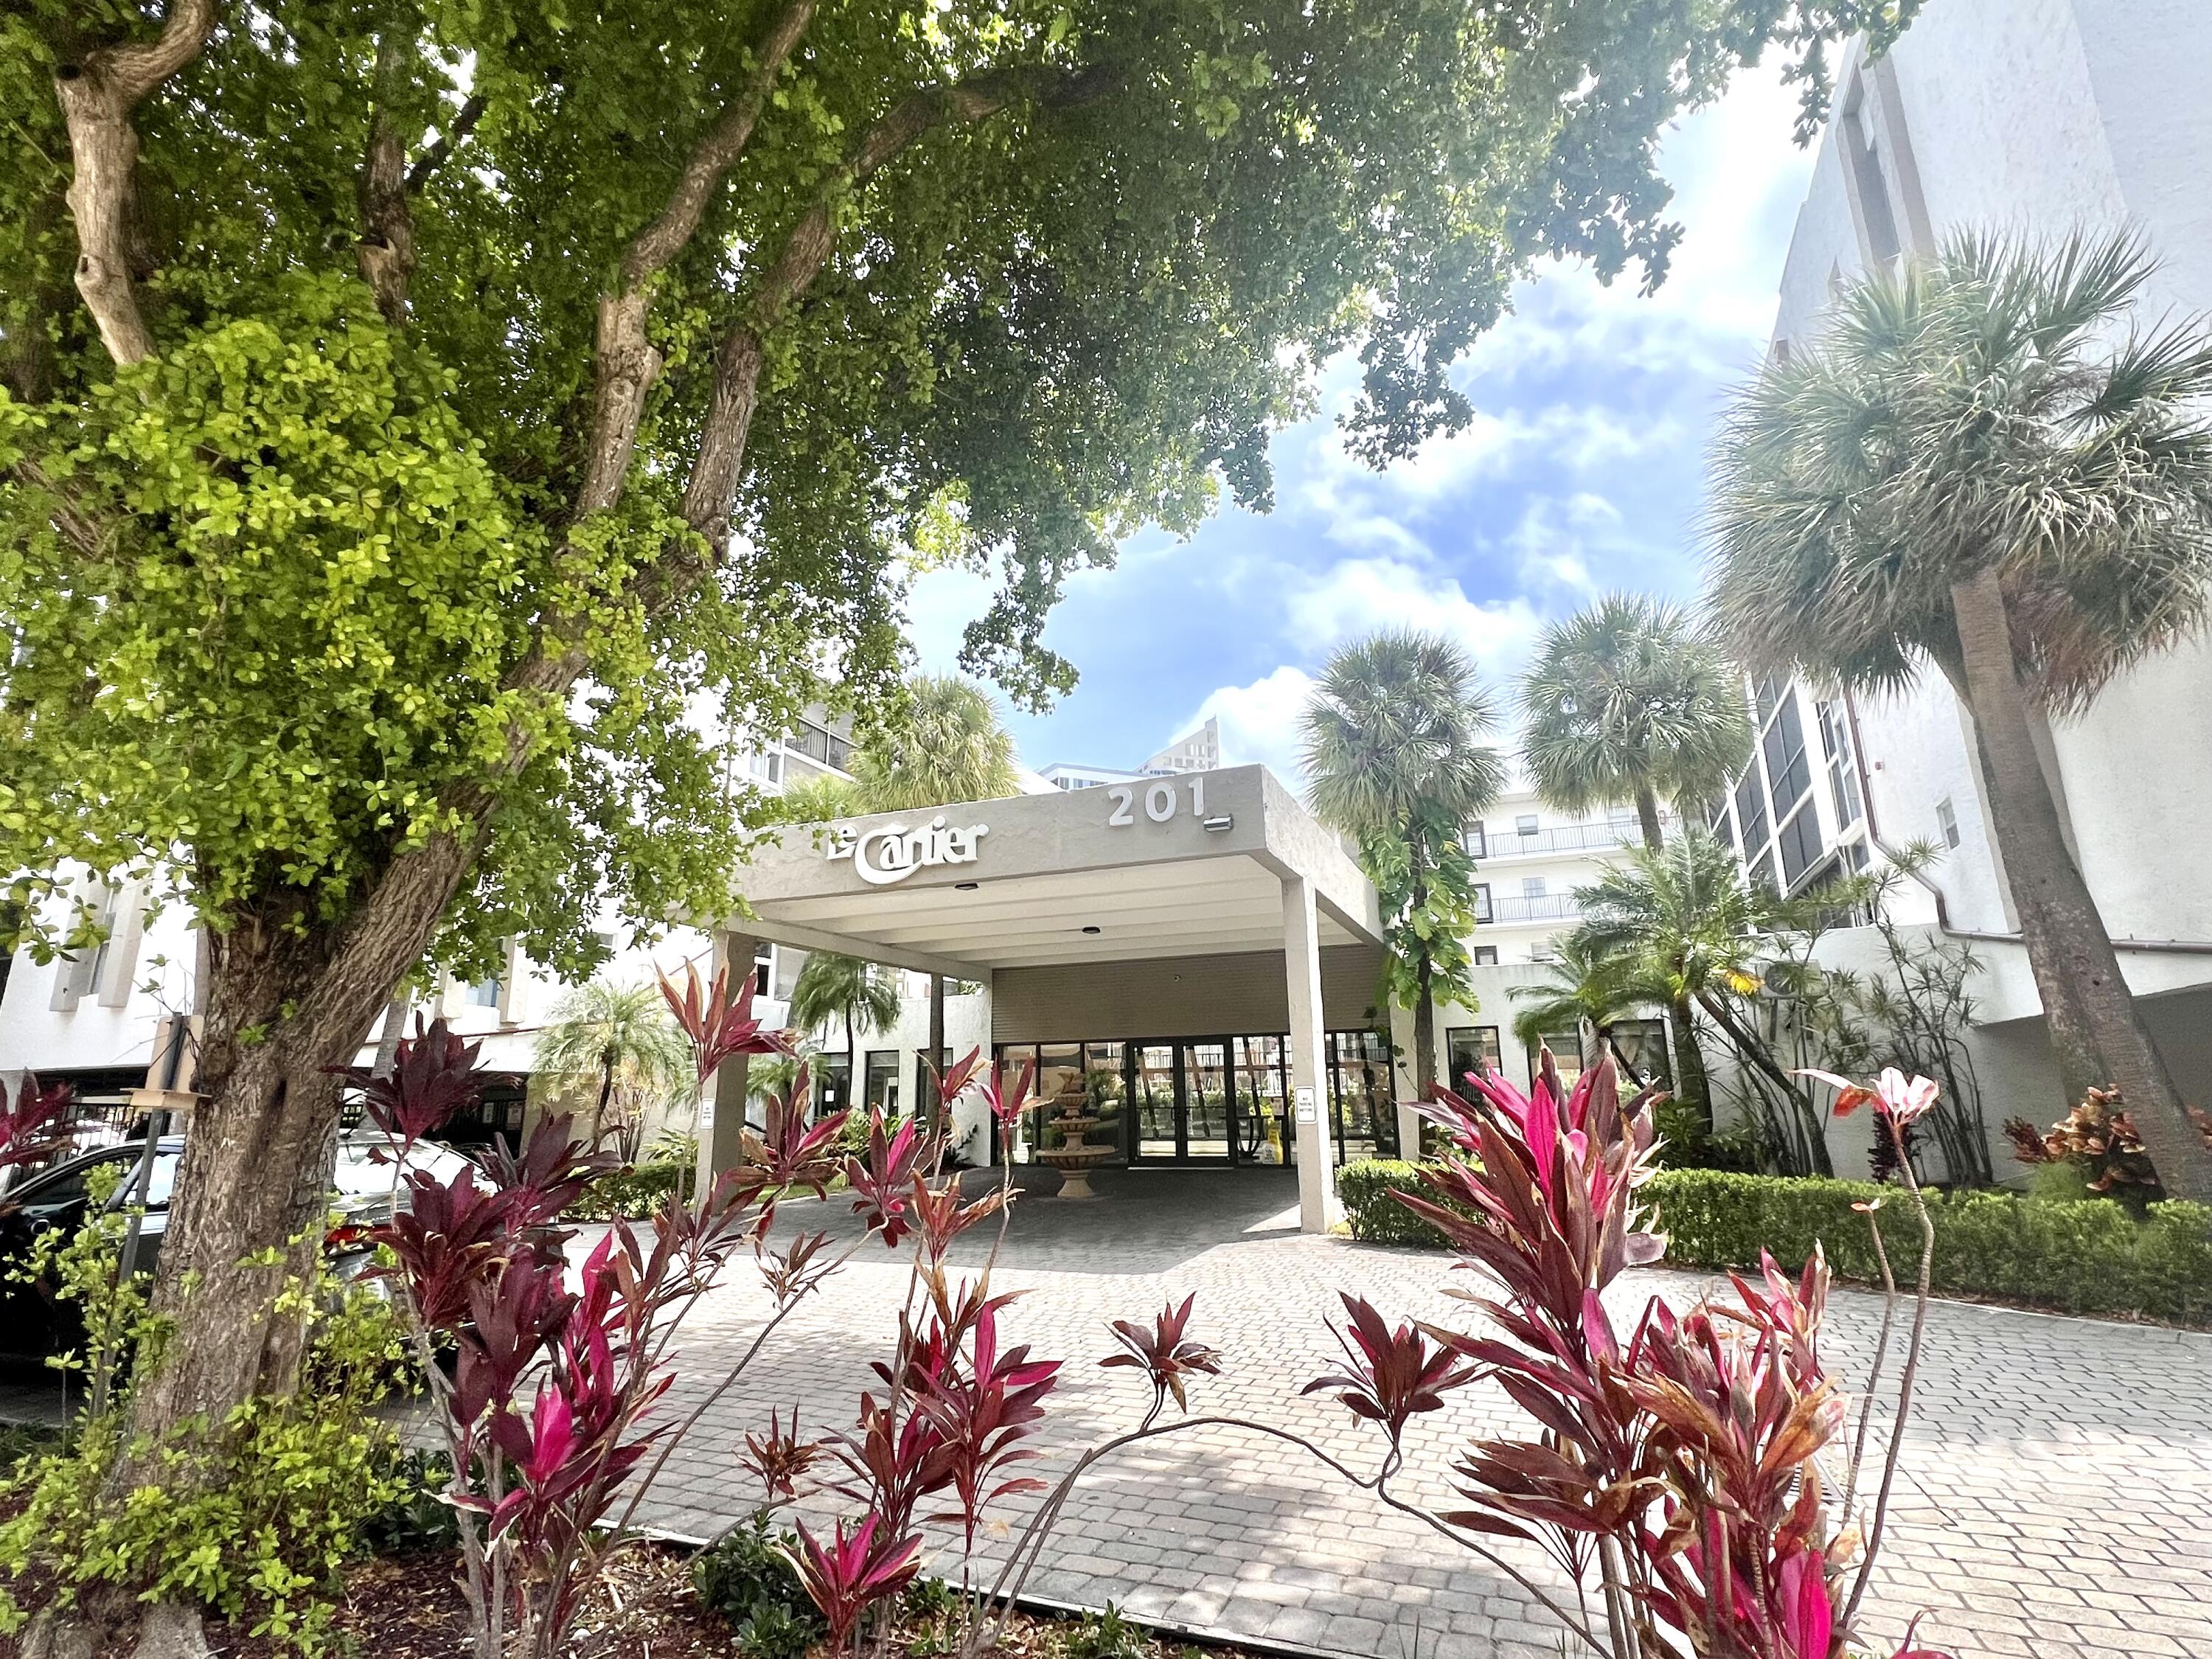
left=990, top=944, right=1385, bottom=1045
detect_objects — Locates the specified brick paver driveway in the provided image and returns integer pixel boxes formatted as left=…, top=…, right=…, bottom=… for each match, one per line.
left=637, top=1166, right=2212, bottom=1659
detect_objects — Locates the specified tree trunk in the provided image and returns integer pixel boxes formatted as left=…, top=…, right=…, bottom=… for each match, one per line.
left=1410, top=862, right=1437, bottom=1099
left=1632, top=783, right=1665, bottom=852
left=1697, top=990, right=1833, bottom=1176
left=370, top=988, right=411, bottom=1078
left=1948, top=567, right=2212, bottom=1200
left=1633, top=785, right=1711, bottom=1130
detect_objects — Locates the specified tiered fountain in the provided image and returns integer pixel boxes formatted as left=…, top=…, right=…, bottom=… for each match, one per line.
left=1031, top=1077, right=1113, bottom=1200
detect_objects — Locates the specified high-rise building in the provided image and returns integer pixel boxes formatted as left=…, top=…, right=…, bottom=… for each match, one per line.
left=1725, top=1, right=2212, bottom=1168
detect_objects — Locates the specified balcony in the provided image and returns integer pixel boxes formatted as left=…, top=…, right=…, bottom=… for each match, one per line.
left=1474, top=893, right=1585, bottom=926
left=1472, top=821, right=1648, bottom=859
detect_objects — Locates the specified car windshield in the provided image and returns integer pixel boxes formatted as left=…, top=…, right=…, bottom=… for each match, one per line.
left=330, top=1138, right=474, bottom=1197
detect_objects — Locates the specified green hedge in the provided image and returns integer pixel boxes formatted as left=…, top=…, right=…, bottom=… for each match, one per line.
left=561, top=1161, right=689, bottom=1221
left=1647, top=1169, right=2212, bottom=1326
left=1335, top=1161, right=1466, bottom=1248
left=1335, top=1159, right=2212, bottom=1325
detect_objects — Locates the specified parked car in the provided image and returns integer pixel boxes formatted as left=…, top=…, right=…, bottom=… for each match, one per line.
left=0, top=1134, right=476, bottom=1363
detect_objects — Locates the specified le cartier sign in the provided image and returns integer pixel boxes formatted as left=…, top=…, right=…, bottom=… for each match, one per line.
left=827, top=817, right=990, bottom=886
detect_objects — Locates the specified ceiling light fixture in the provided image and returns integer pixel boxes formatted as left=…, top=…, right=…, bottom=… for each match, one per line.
left=1202, top=813, right=1235, bottom=832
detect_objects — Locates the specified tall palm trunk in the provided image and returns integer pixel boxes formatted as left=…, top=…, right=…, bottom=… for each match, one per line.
left=1411, top=862, right=1438, bottom=1099
left=1949, top=568, right=2211, bottom=1200
left=1635, top=783, right=1711, bottom=1129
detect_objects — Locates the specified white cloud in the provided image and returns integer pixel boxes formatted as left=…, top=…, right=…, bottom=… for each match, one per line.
left=1192, top=666, right=1316, bottom=782
left=1281, top=554, right=1548, bottom=675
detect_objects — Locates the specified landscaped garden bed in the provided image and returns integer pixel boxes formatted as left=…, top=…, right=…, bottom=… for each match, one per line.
left=177, top=1545, right=1244, bottom=1659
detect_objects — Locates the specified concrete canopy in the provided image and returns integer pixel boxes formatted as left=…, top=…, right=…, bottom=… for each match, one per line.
left=721, top=765, right=1381, bottom=975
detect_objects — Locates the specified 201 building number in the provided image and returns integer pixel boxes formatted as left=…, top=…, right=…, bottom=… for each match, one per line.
left=1106, top=776, right=1205, bottom=827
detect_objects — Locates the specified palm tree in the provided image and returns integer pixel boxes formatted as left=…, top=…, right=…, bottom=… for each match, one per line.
left=1520, top=594, right=1751, bottom=1123
left=852, top=675, right=1022, bottom=811
left=534, top=979, right=694, bottom=1161
left=1709, top=229, right=2212, bottom=1199
left=773, top=769, right=858, bottom=824
left=1576, top=830, right=1840, bottom=1175
left=1508, top=933, right=1650, bottom=1082
left=1302, top=630, right=1507, bottom=1096
left=1520, top=594, right=1752, bottom=847
left=787, top=951, right=901, bottom=1114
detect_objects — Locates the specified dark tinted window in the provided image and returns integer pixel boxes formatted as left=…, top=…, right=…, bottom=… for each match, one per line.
left=1764, top=700, right=1812, bottom=810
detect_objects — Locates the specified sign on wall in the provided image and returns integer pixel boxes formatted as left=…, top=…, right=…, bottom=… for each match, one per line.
left=827, top=817, right=990, bottom=886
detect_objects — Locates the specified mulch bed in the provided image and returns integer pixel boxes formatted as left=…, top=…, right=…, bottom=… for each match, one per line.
left=172, top=1542, right=1251, bottom=1659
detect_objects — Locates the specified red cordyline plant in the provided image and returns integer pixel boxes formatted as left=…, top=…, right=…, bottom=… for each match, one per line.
left=341, top=1012, right=485, bottom=1151
left=0, top=1074, right=77, bottom=1199
left=1359, top=1056, right=1955, bottom=1659
left=372, top=964, right=891, bottom=1659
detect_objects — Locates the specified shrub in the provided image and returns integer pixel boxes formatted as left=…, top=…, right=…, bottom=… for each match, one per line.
left=692, top=1514, right=824, bottom=1659
left=1646, top=1168, right=2212, bottom=1325
left=1341, top=1157, right=2212, bottom=1324
left=1334, top=1160, right=1461, bottom=1247
left=0, top=1192, right=409, bottom=1652
left=560, top=1158, right=688, bottom=1220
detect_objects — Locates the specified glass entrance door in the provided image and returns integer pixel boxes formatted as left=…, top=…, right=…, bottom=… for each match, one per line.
left=1128, top=1038, right=1238, bottom=1164
left=1182, top=1041, right=1232, bottom=1161
left=1133, top=1042, right=1178, bottom=1161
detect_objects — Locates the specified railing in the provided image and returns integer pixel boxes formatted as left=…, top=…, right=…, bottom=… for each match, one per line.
left=1472, top=821, right=1652, bottom=859
left=786, top=717, right=853, bottom=774
left=1477, top=893, right=1587, bottom=925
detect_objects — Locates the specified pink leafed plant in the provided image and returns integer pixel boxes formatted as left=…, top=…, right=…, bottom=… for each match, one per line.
left=0, top=1074, right=78, bottom=1186
left=1100, top=1293, right=1223, bottom=1426
left=341, top=1013, right=484, bottom=1151
left=785, top=1514, right=922, bottom=1654
left=656, top=959, right=795, bottom=1083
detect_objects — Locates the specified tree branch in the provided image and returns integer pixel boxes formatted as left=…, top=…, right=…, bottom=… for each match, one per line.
left=575, top=0, right=820, bottom=518
left=678, top=60, right=1119, bottom=546
left=355, top=34, right=415, bottom=324
left=53, top=0, right=220, bottom=365
left=403, top=92, right=486, bottom=194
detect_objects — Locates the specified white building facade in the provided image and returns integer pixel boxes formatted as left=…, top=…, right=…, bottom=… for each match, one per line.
left=1730, top=0, right=2212, bottom=1172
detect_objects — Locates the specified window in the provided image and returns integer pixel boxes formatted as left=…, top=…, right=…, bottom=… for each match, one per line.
left=1777, top=803, right=1823, bottom=887
left=1444, top=1026, right=1503, bottom=1089
left=1514, top=814, right=1540, bottom=837
left=1530, top=1032, right=1584, bottom=1090
left=1753, top=673, right=1786, bottom=727
left=1817, top=700, right=1864, bottom=831
left=813, top=1054, right=852, bottom=1117
left=1936, top=798, right=1960, bottom=849
left=1464, top=819, right=1487, bottom=858
left=1762, top=698, right=1812, bottom=812
left=1521, top=876, right=1546, bottom=899
left=1530, top=942, right=1557, bottom=964
left=1734, top=771, right=1768, bottom=860
left=465, top=976, right=501, bottom=1008
left=1471, top=884, right=1492, bottom=924
left=754, top=944, right=773, bottom=997
left=1842, top=80, right=1902, bottom=265
left=1471, top=946, right=1498, bottom=967
left=863, top=1050, right=901, bottom=1116
left=1607, top=1018, right=1673, bottom=1092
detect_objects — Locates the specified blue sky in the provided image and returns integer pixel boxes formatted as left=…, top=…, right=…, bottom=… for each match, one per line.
left=906, top=61, right=1821, bottom=785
